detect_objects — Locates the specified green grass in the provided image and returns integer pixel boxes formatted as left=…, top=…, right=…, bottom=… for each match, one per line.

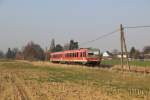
left=101, top=59, right=150, bottom=67
left=101, top=59, right=121, bottom=65
left=0, top=59, right=15, bottom=62
left=130, top=60, right=150, bottom=67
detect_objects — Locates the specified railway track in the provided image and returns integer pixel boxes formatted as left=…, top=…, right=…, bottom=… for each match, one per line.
left=31, top=61, right=150, bottom=74
left=114, top=67, right=150, bottom=74
left=84, top=64, right=150, bottom=74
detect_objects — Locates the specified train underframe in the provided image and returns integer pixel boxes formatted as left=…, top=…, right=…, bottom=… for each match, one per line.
left=51, top=60, right=100, bottom=66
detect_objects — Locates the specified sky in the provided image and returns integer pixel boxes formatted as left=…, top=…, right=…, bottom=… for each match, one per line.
left=0, top=0, right=150, bottom=52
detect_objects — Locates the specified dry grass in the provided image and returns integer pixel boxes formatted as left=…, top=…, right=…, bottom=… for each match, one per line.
left=0, top=60, right=150, bottom=100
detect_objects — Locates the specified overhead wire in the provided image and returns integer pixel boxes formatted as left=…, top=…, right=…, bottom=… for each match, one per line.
left=124, top=25, right=150, bottom=29
left=80, top=29, right=120, bottom=46
left=79, top=25, right=150, bottom=46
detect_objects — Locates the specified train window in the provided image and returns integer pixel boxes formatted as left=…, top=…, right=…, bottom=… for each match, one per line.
left=80, top=52, right=82, bottom=57
left=67, top=53, right=69, bottom=57
left=83, top=52, right=86, bottom=57
left=70, top=53, right=71, bottom=57
left=88, top=52, right=94, bottom=56
left=76, top=53, right=78, bottom=57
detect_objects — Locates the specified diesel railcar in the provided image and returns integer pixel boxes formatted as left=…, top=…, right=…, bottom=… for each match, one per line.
left=50, top=48, right=101, bottom=65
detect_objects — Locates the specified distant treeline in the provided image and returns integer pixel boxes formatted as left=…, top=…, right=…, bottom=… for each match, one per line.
left=106, top=46, right=150, bottom=59
left=0, top=39, right=150, bottom=60
left=129, top=46, right=150, bottom=59
left=0, top=39, right=79, bottom=61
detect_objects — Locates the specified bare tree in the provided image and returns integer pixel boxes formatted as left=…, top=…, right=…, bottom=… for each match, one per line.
left=23, top=41, right=45, bottom=60
left=50, top=38, right=55, bottom=52
left=63, top=43, right=70, bottom=50
left=0, top=50, right=4, bottom=58
left=69, top=40, right=79, bottom=50
left=55, top=44, right=63, bottom=52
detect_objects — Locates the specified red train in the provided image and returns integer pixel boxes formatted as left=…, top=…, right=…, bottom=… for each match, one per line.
left=50, top=48, right=101, bottom=65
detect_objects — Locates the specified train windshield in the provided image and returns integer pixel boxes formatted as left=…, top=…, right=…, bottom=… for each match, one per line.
left=88, top=49, right=100, bottom=57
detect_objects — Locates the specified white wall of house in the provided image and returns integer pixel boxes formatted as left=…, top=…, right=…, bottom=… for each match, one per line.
left=117, top=54, right=127, bottom=58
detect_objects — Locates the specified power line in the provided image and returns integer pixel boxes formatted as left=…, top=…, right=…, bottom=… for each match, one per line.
left=80, top=29, right=120, bottom=46
left=124, top=25, right=150, bottom=29
left=79, top=25, right=150, bottom=46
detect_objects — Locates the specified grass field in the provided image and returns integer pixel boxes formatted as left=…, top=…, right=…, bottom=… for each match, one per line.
left=0, top=60, right=150, bottom=100
left=101, top=59, right=150, bottom=67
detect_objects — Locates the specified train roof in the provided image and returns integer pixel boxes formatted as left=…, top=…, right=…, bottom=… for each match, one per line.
left=50, top=48, right=100, bottom=55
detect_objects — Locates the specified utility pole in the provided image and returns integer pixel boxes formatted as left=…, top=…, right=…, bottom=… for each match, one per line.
left=120, top=24, right=130, bottom=71
left=120, top=24, right=124, bottom=70
left=45, top=47, right=48, bottom=61
left=122, top=33, right=130, bottom=71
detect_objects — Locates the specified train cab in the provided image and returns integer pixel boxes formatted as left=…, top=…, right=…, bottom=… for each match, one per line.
left=86, top=48, right=101, bottom=64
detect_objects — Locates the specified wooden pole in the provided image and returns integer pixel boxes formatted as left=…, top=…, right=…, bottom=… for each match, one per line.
left=120, top=24, right=124, bottom=70
left=122, top=29, right=131, bottom=71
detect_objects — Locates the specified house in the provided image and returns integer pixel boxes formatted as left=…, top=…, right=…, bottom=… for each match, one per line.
left=102, top=51, right=113, bottom=59
left=117, top=53, right=127, bottom=58
left=112, top=52, right=129, bottom=59
left=144, top=53, right=150, bottom=59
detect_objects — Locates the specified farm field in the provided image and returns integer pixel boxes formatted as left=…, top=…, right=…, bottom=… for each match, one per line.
left=0, top=60, right=150, bottom=100
left=101, top=59, right=150, bottom=67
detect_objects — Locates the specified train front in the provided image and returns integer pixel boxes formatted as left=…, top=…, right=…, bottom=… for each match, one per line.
left=86, top=48, right=101, bottom=65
